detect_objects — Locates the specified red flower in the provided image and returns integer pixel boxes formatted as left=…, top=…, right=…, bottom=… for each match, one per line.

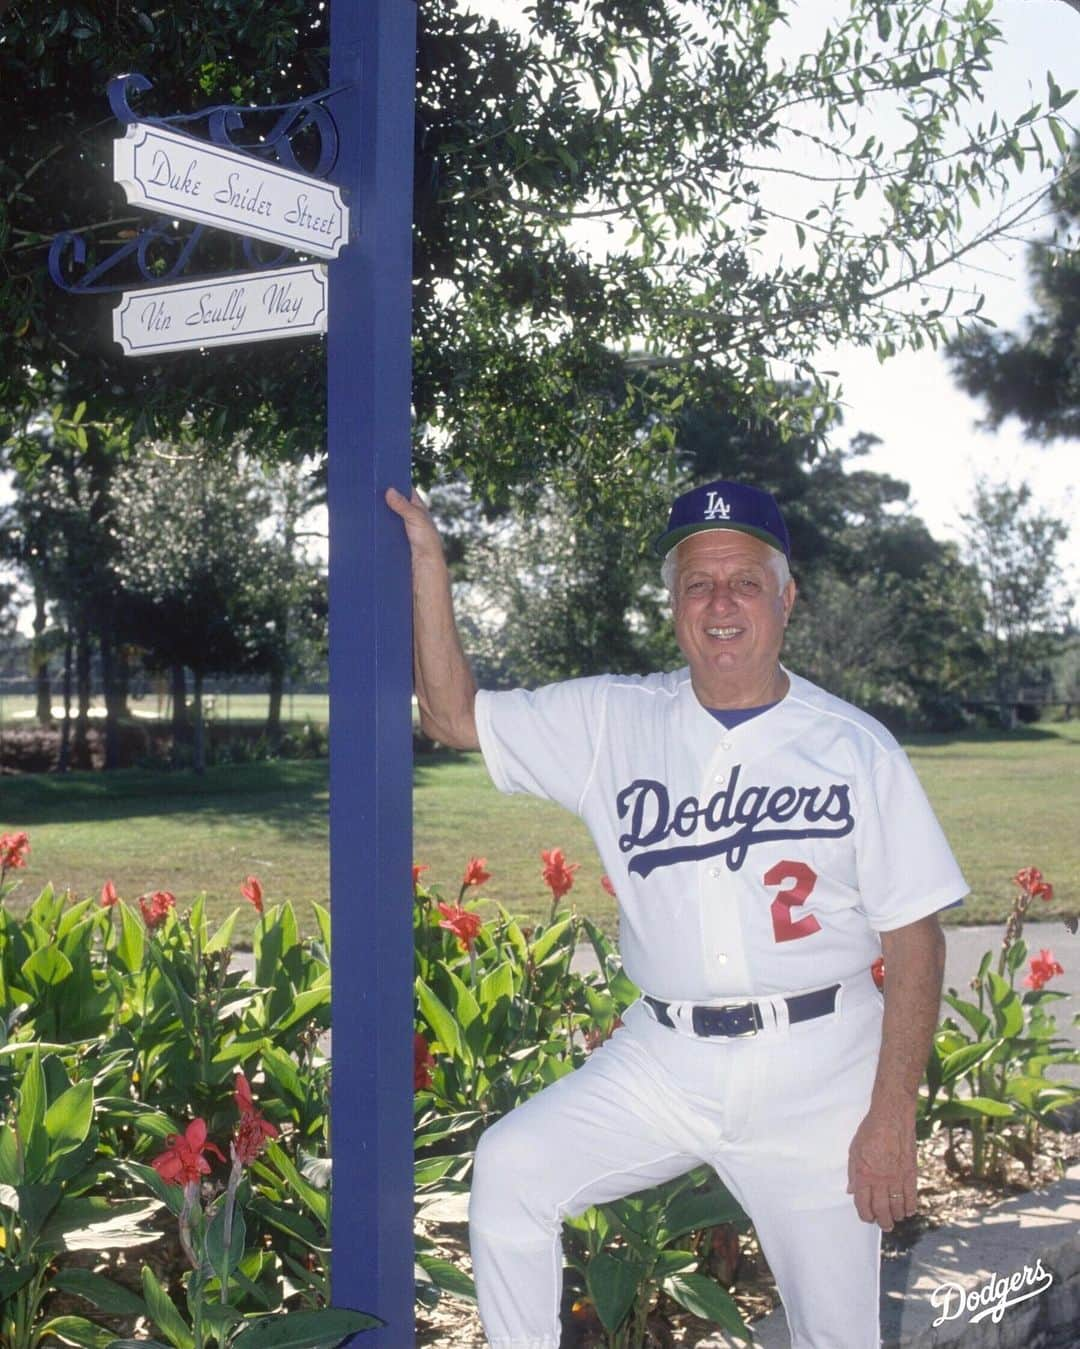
left=138, top=891, right=176, bottom=930
left=241, top=876, right=264, bottom=913
left=462, top=857, right=492, bottom=888
left=1024, top=949, right=1064, bottom=991
left=231, top=1072, right=278, bottom=1165
left=1014, top=867, right=1054, bottom=901
left=600, top=875, right=616, bottom=898
left=151, top=1119, right=226, bottom=1186
left=412, top=863, right=430, bottom=894
left=100, top=880, right=119, bottom=908
left=414, top=1032, right=435, bottom=1091
left=436, top=902, right=483, bottom=952
left=541, top=847, right=580, bottom=902
left=0, top=831, right=30, bottom=875
left=871, top=957, right=885, bottom=991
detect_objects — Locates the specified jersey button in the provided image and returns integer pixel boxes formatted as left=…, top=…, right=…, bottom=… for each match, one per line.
left=708, top=866, right=721, bottom=878
left=715, top=952, right=728, bottom=965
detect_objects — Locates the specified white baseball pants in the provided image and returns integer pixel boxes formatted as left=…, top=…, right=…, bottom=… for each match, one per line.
left=469, top=972, right=884, bottom=1348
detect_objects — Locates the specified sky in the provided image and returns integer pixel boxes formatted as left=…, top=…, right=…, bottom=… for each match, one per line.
left=3, top=0, right=1077, bottom=632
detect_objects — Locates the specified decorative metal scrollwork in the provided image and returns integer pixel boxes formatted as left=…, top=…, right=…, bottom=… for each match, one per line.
left=49, top=218, right=292, bottom=295
left=49, top=73, right=346, bottom=295
left=106, top=73, right=343, bottom=179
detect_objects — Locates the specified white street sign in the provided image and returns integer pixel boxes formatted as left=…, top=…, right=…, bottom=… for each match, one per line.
left=113, top=264, right=328, bottom=356
left=113, top=122, right=348, bottom=257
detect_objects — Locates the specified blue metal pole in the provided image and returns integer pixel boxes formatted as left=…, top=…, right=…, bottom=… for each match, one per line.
left=328, top=1, right=417, bottom=1343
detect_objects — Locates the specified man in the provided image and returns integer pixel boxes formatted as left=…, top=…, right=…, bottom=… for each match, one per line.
left=387, top=478, right=965, bottom=1348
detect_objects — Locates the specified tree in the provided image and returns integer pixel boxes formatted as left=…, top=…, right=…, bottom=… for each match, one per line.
left=108, top=447, right=325, bottom=772
left=2, top=0, right=1074, bottom=503
left=947, top=135, right=1080, bottom=441
left=962, top=477, right=1072, bottom=727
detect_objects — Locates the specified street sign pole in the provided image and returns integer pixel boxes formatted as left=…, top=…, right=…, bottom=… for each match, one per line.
left=328, top=1, right=417, bottom=1342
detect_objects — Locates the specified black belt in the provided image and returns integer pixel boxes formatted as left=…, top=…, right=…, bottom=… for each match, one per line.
left=644, top=983, right=841, bottom=1038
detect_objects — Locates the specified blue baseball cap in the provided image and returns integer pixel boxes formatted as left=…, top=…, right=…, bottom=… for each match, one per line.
left=654, top=479, right=790, bottom=558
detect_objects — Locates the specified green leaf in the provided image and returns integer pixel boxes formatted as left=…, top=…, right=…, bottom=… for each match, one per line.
left=663, top=1273, right=749, bottom=1339
left=260, top=1044, right=305, bottom=1103
left=416, top=978, right=463, bottom=1059
left=478, top=960, right=513, bottom=1012
left=42, top=1197, right=161, bottom=1251
left=934, top=1097, right=1017, bottom=1121
left=875, top=9, right=892, bottom=42
left=940, top=1040, right=999, bottom=1083
left=942, top=993, right=990, bottom=1038
left=265, top=1140, right=328, bottom=1225
left=35, top=1314, right=117, bottom=1347
left=653, top=1249, right=697, bottom=1277
left=272, top=984, right=330, bottom=1033
left=21, top=943, right=75, bottom=988
left=51, top=1267, right=149, bottom=1316
left=142, top=1264, right=195, bottom=1349
left=415, top=1252, right=477, bottom=1301
left=228, top=1309, right=384, bottom=1347
left=660, top=1185, right=746, bottom=1241
left=530, top=917, right=573, bottom=966
left=1005, top=940, right=1027, bottom=975
left=586, top=1251, right=643, bottom=1332
left=0, top=1262, right=35, bottom=1300
left=117, top=902, right=145, bottom=972
left=45, top=1080, right=95, bottom=1156
left=17, top=1050, right=48, bottom=1181
left=205, top=1201, right=247, bottom=1287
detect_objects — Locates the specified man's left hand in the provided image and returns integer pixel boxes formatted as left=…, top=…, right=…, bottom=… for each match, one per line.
left=846, top=1102, right=917, bottom=1231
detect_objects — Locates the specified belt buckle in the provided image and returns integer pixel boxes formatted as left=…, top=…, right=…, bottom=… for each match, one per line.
left=692, top=1001, right=759, bottom=1038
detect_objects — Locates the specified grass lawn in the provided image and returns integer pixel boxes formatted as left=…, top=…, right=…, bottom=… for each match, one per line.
left=1, top=722, right=1076, bottom=940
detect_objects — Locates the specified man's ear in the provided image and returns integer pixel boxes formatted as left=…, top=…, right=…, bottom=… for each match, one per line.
left=781, top=578, right=796, bottom=625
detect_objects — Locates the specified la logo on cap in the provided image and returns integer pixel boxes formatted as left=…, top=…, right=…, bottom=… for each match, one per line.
left=703, top=491, right=732, bottom=521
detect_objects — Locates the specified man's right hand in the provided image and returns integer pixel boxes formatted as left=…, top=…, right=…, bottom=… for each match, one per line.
left=385, top=486, right=446, bottom=567
left=384, top=483, right=480, bottom=750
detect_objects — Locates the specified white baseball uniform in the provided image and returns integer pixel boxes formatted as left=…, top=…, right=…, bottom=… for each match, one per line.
left=468, top=666, right=967, bottom=1348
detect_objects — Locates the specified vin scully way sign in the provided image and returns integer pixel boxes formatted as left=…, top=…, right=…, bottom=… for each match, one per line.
left=114, top=121, right=348, bottom=257
left=113, top=264, right=328, bottom=355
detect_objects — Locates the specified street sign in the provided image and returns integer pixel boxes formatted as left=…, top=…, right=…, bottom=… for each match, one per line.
left=112, top=263, right=327, bottom=355
left=113, top=121, right=348, bottom=257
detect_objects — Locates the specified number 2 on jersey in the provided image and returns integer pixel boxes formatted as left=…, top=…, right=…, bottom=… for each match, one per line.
left=763, top=860, right=822, bottom=943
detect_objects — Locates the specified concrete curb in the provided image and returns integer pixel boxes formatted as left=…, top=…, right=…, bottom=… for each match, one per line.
left=697, top=1162, right=1080, bottom=1348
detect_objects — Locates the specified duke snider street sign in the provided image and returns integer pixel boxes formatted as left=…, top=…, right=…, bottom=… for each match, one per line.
left=112, top=263, right=327, bottom=356
left=113, top=121, right=348, bottom=257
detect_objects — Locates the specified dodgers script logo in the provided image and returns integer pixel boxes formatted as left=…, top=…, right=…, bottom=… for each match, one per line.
left=617, top=765, right=854, bottom=877
left=702, top=490, right=732, bottom=521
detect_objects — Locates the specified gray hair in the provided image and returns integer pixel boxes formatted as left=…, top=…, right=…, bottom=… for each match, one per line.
left=662, top=539, right=791, bottom=604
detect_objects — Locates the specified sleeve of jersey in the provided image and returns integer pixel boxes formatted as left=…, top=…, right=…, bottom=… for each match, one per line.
left=474, top=678, right=608, bottom=815
left=855, top=748, right=968, bottom=931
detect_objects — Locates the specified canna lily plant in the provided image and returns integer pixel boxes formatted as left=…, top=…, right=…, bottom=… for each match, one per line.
left=120, top=1072, right=379, bottom=1348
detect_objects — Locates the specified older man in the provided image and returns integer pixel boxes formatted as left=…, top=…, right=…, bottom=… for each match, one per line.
left=387, top=478, right=965, bottom=1349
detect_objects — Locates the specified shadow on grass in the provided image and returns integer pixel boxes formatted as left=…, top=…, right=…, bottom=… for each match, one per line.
left=903, top=724, right=1078, bottom=748
left=411, top=746, right=481, bottom=786
left=0, top=760, right=329, bottom=829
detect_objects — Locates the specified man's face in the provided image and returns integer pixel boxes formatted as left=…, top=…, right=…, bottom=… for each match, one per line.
left=671, top=530, right=796, bottom=706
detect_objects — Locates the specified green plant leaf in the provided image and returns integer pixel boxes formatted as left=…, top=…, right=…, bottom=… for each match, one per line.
left=272, top=984, right=330, bottom=1033
left=940, top=1040, right=999, bottom=1083
left=22, top=943, right=75, bottom=989
left=934, top=1097, right=1017, bottom=1121
left=0, top=1261, right=35, bottom=1300
left=206, top=1201, right=247, bottom=1287
left=51, top=1267, right=149, bottom=1316
left=415, top=1252, right=477, bottom=1301
left=35, top=1314, right=117, bottom=1347
left=42, top=1197, right=161, bottom=1251
left=260, top=1044, right=306, bottom=1103
left=264, top=1140, right=328, bottom=1226
left=45, top=1080, right=95, bottom=1156
left=415, top=978, right=463, bottom=1059
left=659, top=1185, right=747, bottom=1241
left=228, top=1308, right=384, bottom=1347
left=942, top=993, right=990, bottom=1038
left=663, top=1273, right=749, bottom=1339
left=117, top=901, right=145, bottom=972
left=141, top=1264, right=196, bottom=1349
left=586, top=1251, right=644, bottom=1333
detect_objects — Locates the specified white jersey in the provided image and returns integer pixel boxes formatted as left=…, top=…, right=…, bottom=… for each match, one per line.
left=475, top=666, right=967, bottom=1001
